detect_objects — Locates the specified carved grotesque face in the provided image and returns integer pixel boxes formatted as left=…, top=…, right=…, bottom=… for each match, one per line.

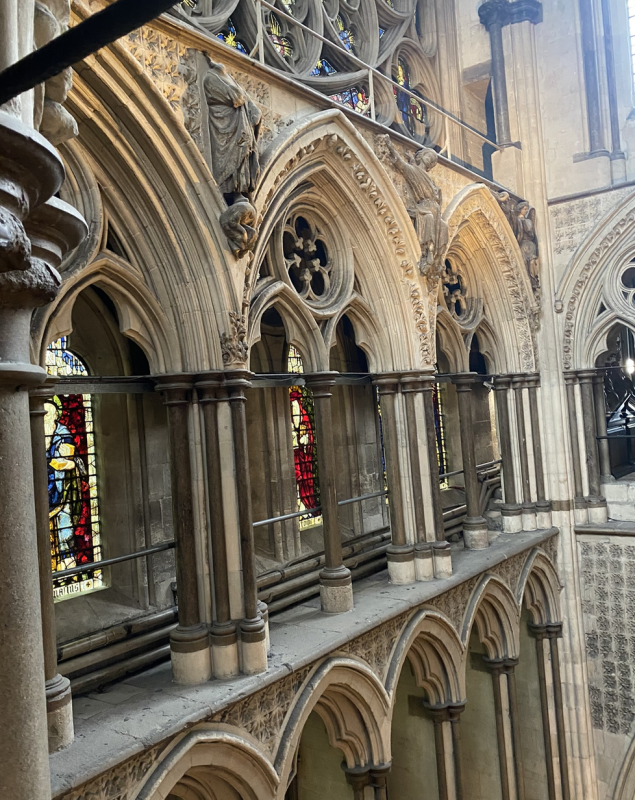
left=415, top=149, right=437, bottom=169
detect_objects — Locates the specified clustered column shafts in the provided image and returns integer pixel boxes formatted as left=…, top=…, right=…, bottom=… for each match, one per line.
left=512, top=376, right=537, bottom=531
left=578, top=0, right=605, bottom=154
left=485, top=659, right=512, bottom=800
left=452, top=374, right=489, bottom=549
left=375, top=374, right=415, bottom=584
left=528, top=626, right=558, bottom=800
left=344, top=765, right=391, bottom=800
left=196, top=373, right=239, bottom=679
left=577, top=369, right=607, bottom=521
left=421, top=375, right=446, bottom=540
left=305, top=372, right=354, bottom=613
left=157, top=376, right=211, bottom=684
left=401, top=372, right=427, bottom=544
left=529, top=622, right=571, bottom=800
left=504, top=659, right=527, bottom=800
left=564, top=372, right=586, bottom=513
left=30, top=382, right=74, bottom=752
left=592, top=369, right=612, bottom=479
left=426, top=702, right=467, bottom=800
left=226, top=369, right=268, bottom=671
left=494, top=374, right=523, bottom=533
left=526, top=375, right=551, bottom=525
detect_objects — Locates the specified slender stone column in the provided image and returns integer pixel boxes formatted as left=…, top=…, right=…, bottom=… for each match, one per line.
left=30, top=383, right=74, bottom=751
left=421, top=375, right=446, bottom=540
left=428, top=705, right=450, bottom=800
left=156, top=376, right=211, bottom=685
left=375, top=375, right=415, bottom=584
left=578, top=370, right=607, bottom=523
left=226, top=369, right=267, bottom=673
left=503, top=659, right=526, bottom=800
left=401, top=372, right=427, bottom=544
left=305, top=372, right=354, bottom=613
left=448, top=704, right=466, bottom=800
left=494, top=375, right=522, bottom=533
left=578, top=0, right=606, bottom=154
left=512, top=376, right=537, bottom=531
left=547, top=624, right=571, bottom=800
left=452, top=374, right=489, bottom=549
left=528, top=625, right=557, bottom=800
left=564, top=372, right=586, bottom=521
left=0, top=111, right=84, bottom=800
left=402, top=373, right=451, bottom=580
left=526, top=375, right=552, bottom=529
left=600, top=0, right=625, bottom=164
left=479, top=1, right=512, bottom=145
left=484, top=659, right=512, bottom=800
left=196, top=374, right=239, bottom=679
left=370, top=765, right=391, bottom=800
left=592, top=370, right=612, bottom=480
left=344, top=767, right=370, bottom=800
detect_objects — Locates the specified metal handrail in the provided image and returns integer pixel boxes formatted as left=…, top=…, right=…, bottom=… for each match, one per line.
left=248, top=0, right=502, bottom=154
left=52, top=541, right=175, bottom=580
left=439, top=458, right=502, bottom=482
left=253, top=489, right=389, bottom=527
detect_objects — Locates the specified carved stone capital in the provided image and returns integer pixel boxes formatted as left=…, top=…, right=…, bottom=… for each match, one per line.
left=479, top=0, right=542, bottom=30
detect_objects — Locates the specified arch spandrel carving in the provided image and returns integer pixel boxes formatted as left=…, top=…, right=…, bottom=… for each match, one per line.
left=247, top=110, right=434, bottom=370
left=443, top=183, right=539, bottom=373
left=385, top=609, right=466, bottom=707
left=61, top=40, right=242, bottom=372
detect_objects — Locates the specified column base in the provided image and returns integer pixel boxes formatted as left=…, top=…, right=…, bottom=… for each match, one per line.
left=586, top=496, right=608, bottom=523
left=387, top=545, right=415, bottom=585
left=211, top=625, right=239, bottom=680
left=536, top=500, right=552, bottom=530
left=574, top=497, right=588, bottom=525
left=258, top=600, right=270, bottom=652
left=46, top=674, right=73, bottom=753
left=414, top=543, right=434, bottom=581
left=320, top=566, right=354, bottom=613
left=433, top=541, right=453, bottom=578
left=240, top=617, right=268, bottom=675
left=521, top=503, right=537, bottom=531
left=501, top=504, right=523, bottom=533
left=463, top=517, right=489, bottom=550
left=170, top=624, right=212, bottom=685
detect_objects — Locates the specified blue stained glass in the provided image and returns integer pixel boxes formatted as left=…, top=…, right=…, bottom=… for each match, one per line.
left=311, top=58, right=337, bottom=77
left=217, top=18, right=248, bottom=54
left=330, top=87, right=370, bottom=115
left=336, top=14, right=355, bottom=52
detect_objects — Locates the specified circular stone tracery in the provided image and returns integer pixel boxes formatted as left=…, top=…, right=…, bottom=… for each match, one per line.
left=283, top=215, right=332, bottom=302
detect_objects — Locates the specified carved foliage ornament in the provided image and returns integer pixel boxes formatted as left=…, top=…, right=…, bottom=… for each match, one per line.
left=494, top=191, right=541, bottom=302
left=221, top=310, right=249, bottom=366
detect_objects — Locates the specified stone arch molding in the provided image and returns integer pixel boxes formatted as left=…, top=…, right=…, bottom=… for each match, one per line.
left=274, top=657, right=392, bottom=793
left=55, top=30, right=244, bottom=372
left=462, top=574, right=521, bottom=660
left=131, top=730, right=280, bottom=800
left=36, top=253, right=180, bottom=374
left=385, top=609, right=467, bottom=706
left=247, top=110, right=434, bottom=370
left=557, top=190, right=635, bottom=369
left=517, top=547, right=562, bottom=625
left=443, top=184, right=539, bottom=373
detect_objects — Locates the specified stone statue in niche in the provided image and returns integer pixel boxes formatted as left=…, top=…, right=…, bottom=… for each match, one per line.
left=495, top=191, right=541, bottom=298
left=203, top=59, right=261, bottom=256
left=378, top=134, right=448, bottom=278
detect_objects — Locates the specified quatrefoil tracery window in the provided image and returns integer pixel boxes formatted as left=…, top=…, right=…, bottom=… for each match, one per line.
left=283, top=216, right=333, bottom=303
left=442, top=260, right=467, bottom=319
left=620, top=263, right=635, bottom=307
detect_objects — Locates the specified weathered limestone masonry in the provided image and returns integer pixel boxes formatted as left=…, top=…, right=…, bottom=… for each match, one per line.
left=49, top=531, right=560, bottom=800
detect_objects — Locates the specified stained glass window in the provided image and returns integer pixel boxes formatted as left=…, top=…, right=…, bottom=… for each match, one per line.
left=393, top=57, right=428, bottom=137
left=330, top=86, right=371, bottom=116
left=288, top=345, right=322, bottom=528
left=217, top=18, right=248, bottom=54
left=268, top=14, right=294, bottom=61
left=311, top=58, right=337, bottom=77
left=45, top=338, right=103, bottom=600
left=335, top=14, right=356, bottom=52
left=433, top=382, right=449, bottom=487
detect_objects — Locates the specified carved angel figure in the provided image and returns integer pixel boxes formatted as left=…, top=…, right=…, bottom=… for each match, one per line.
left=379, top=134, right=448, bottom=278
left=219, top=198, right=258, bottom=259
left=203, top=60, right=261, bottom=199
left=495, top=192, right=540, bottom=296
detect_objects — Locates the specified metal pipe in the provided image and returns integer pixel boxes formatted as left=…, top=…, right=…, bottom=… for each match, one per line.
left=53, top=541, right=175, bottom=580
left=69, top=644, right=171, bottom=696
left=439, top=459, right=502, bottom=481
